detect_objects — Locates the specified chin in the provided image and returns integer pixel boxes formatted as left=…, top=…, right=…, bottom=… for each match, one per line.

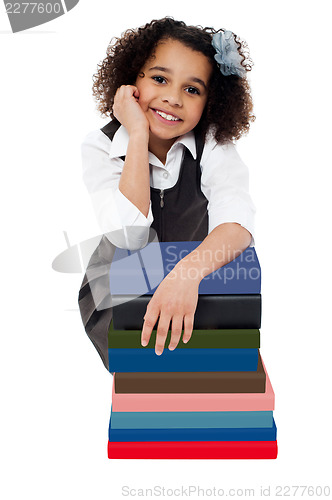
left=150, top=128, right=180, bottom=141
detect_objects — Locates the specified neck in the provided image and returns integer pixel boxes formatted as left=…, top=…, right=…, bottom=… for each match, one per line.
left=148, top=133, right=178, bottom=165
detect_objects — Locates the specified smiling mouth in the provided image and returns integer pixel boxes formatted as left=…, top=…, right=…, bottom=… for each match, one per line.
left=152, top=109, right=182, bottom=122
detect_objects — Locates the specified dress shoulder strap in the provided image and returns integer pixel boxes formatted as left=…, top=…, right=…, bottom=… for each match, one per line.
left=194, top=127, right=205, bottom=165
left=100, top=119, right=121, bottom=141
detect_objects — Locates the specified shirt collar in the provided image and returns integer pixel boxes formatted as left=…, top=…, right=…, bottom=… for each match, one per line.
left=108, top=125, right=197, bottom=160
left=174, top=131, right=196, bottom=159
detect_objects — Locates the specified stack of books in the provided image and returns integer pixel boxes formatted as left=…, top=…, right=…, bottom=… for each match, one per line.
left=106, top=241, right=278, bottom=459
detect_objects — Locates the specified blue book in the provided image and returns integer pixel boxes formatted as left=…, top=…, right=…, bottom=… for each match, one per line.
left=108, top=347, right=258, bottom=373
left=110, top=410, right=274, bottom=429
left=108, top=421, right=277, bottom=442
left=109, top=242, right=261, bottom=296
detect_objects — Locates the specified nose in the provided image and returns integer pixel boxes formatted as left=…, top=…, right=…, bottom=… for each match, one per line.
left=161, top=86, right=182, bottom=107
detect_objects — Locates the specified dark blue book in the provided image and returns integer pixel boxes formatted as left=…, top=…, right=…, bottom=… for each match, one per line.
left=109, top=420, right=277, bottom=442
left=108, top=347, right=258, bottom=373
left=109, top=242, right=261, bottom=296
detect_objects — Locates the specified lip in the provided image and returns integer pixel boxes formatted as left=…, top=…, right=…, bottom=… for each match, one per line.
left=151, top=108, right=183, bottom=125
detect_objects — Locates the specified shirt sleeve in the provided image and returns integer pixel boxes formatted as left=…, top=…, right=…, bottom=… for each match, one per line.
left=200, top=137, right=256, bottom=246
left=81, top=129, right=153, bottom=250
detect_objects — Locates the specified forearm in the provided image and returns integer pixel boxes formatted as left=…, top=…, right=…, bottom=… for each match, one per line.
left=173, top=222, right=252, bottom=281
left=118, top=130, right=150, bottom=217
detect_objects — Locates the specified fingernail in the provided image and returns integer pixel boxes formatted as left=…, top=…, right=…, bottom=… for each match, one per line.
left=141, top=340, right=147, bottom=347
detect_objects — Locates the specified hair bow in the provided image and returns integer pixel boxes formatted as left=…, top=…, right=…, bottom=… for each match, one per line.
left=212, top=31, right=246, bottom=78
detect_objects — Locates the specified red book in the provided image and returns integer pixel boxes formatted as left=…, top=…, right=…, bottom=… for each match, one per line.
left=108, top=440, right=278, bottom=459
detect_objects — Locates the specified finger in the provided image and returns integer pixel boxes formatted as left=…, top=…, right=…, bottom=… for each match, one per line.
left=141, top=306, right=159, bottom=347
left=123, top=85, right=138, bottom=98
left=114, top=85, right=125, bottom=99
left=168, top=315, right=183, bottom=351
left=182, top=314, right=194, bottom=344
left=115, top=85, right=136, bottom=101
left=155, top=312, right=171, bottom=356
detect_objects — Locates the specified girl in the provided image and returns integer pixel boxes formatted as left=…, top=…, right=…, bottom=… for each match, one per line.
left=79, top=17, right=256, bottom=367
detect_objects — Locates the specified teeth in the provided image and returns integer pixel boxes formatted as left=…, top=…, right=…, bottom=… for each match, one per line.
left=155, top=110, right=180, bottom=121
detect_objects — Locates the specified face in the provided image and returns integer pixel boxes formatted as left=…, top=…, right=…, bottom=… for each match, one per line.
left=135, top=39, right=212, bottom=159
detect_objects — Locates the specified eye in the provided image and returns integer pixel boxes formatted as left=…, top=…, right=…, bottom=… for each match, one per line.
left=185, top=86, right=200, bottom=95
left=152, top=76, right=166, bottom=84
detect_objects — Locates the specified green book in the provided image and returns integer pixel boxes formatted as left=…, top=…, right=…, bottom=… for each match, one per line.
left=108, top=322, right=260, bottom=349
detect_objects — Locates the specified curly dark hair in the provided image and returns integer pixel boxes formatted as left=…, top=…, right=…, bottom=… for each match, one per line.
left=92, top=17, right=255, bottom=144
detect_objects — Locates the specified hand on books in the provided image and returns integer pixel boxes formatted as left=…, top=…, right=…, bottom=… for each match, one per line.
left=141, top=265, right=200, bottom=355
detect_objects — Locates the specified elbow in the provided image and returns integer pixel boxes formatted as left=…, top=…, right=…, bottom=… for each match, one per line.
left=213, top=222, right=253, bottom=251
left=104, top=226, right=151, bottom=251
left=233, top=224, right=253, bottom=251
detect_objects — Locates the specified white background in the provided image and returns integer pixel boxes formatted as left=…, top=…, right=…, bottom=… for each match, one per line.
left=1, top=1, right=331, bottom=498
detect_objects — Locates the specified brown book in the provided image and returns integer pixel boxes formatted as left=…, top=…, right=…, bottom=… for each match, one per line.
left=114, top=352, right=266, bottom=394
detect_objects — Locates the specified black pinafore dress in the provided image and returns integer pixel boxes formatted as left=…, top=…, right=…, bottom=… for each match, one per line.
left=78, top=120, right=208, bottom=370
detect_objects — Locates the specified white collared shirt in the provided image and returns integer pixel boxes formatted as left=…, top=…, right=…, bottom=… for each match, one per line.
left=81, top=124, right=256, bottom=249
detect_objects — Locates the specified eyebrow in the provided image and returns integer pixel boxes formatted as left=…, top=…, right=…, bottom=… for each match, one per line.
left=148, top=65, right=207, bottom=90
